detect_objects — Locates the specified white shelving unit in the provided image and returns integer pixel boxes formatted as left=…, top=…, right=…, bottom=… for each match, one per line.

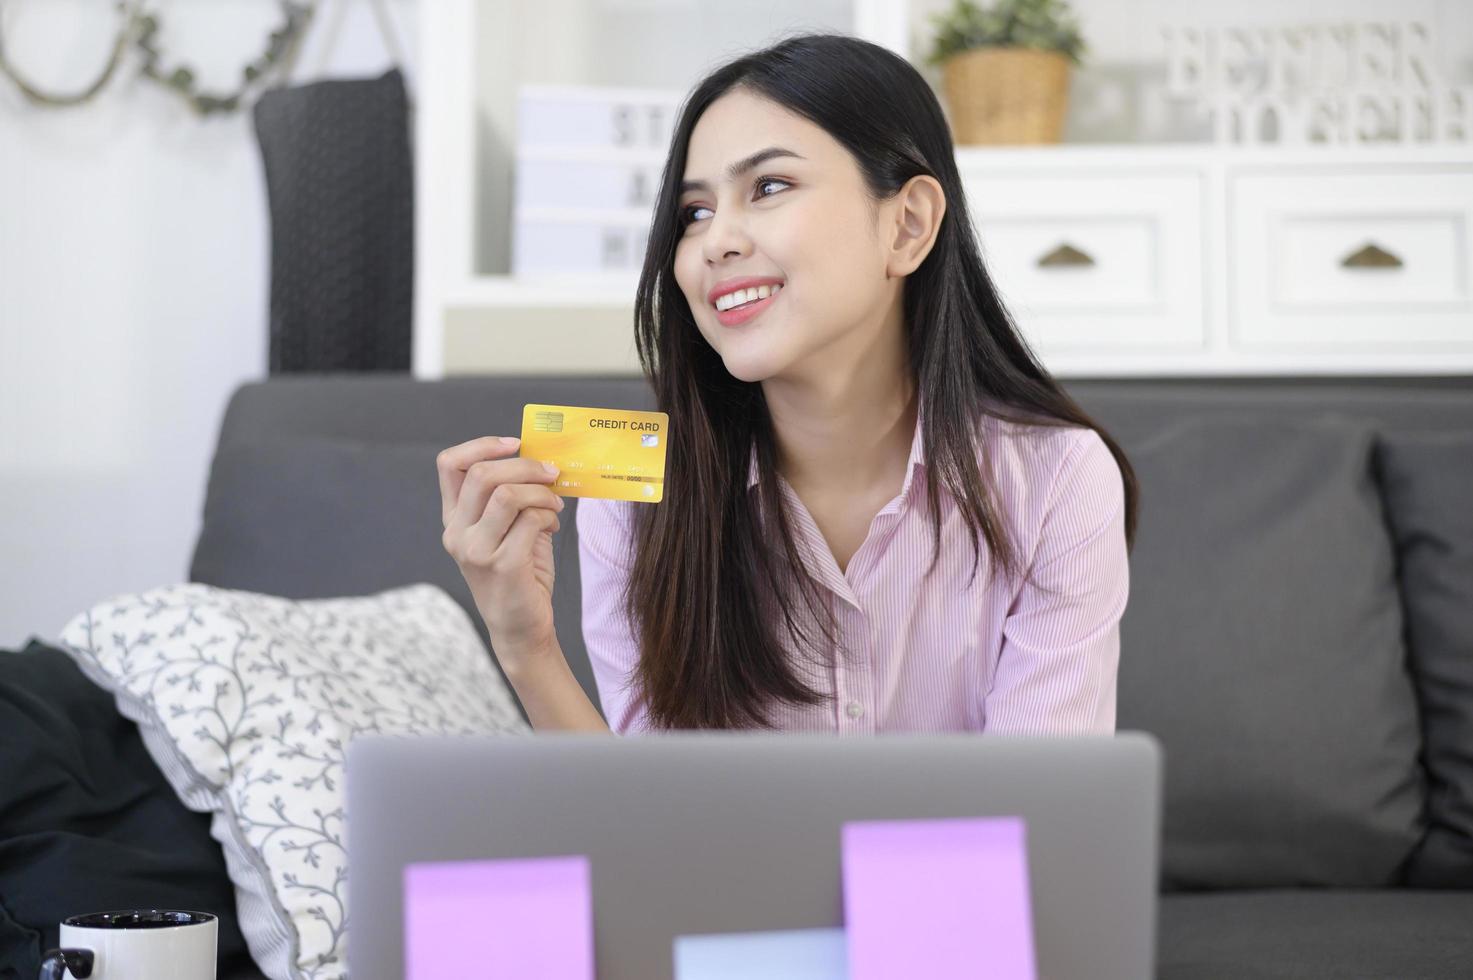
left=416, top=2, right=1473, bottom=379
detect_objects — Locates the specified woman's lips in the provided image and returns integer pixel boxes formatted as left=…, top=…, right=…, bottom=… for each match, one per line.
left=715, top=289, right=779, bottom=327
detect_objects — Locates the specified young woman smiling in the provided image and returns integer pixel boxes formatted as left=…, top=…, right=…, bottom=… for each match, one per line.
left=437, top=33, right=1139, bottom=734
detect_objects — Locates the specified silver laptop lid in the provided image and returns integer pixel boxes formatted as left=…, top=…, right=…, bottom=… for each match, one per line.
left=347, top=731, right=1162, bottom=980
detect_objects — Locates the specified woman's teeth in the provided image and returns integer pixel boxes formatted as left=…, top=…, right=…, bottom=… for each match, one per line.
left=714, top=282, right=782, bottom=312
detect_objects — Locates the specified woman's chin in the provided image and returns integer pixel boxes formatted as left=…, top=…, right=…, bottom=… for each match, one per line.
left=724, top=352, right=789, bottom=384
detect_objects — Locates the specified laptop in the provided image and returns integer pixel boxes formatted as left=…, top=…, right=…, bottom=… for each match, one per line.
left=346, top=731, right=1162, bottom=979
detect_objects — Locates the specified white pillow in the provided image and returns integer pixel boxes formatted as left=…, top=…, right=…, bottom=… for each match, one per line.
left=58, top=582, right=529, bottom=980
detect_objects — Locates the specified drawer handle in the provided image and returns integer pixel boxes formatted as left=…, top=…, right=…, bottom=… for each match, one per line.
left=1037, top=242, right=1095, bottom=268
left=1341, top=242, right=1403, bottom=269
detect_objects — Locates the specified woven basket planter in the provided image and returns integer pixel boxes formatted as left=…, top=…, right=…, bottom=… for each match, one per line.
left=940, top=46, right=1072, bottom=145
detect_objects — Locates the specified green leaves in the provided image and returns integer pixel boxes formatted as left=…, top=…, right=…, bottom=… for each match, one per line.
left=924, top=0, right=1088, bottom=68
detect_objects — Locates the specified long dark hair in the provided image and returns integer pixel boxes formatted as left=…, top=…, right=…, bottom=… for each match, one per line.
left=624, top=32, right=1139, bottom=730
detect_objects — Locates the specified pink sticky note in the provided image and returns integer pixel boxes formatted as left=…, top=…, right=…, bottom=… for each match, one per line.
left=841, top=816, right=1036, bottom=980
left=405, top=855, right=593, bottom=980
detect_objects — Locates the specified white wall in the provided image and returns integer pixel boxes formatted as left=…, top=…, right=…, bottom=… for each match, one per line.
left=0, top=0, right=417, bottom=649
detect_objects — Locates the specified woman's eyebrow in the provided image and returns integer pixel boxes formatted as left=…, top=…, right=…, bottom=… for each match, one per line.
left=679, top=146, right=805, bottom=194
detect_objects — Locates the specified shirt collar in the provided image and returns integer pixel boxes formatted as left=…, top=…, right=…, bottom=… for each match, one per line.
left=746, top=401, right=928, bottom=495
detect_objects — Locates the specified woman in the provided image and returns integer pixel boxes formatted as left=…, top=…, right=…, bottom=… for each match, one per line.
left=438, top=33, right=1139, bottom=735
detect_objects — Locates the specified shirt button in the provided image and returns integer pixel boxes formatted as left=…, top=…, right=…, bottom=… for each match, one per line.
left=846, top=701, right=865, bottom=720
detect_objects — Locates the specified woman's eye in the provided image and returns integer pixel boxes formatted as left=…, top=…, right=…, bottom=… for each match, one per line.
left=754, top=176, right=790, bottom=197
left=679, top=176, right=791, bottom=227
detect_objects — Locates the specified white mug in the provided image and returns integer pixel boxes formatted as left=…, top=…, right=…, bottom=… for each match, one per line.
left=39, top=909, right=217, bottom=980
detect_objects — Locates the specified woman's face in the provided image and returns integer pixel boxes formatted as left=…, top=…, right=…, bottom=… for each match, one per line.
left=673, top=88, right=896, bottom=385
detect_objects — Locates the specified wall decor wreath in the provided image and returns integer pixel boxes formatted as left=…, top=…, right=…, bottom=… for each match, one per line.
left=0, top=0, right=315, bottom=116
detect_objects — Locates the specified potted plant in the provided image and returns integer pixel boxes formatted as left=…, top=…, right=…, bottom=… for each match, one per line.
left=923, top=0, right=1087, bottom=145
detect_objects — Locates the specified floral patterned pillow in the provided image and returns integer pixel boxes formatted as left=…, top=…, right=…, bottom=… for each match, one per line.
left=58, top=582, right=529, bottom=980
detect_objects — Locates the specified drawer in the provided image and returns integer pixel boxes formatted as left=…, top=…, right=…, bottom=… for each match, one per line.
left=957, top=170, right=1206, bottom=352
left=1230, top=170, right=1473, bottom=348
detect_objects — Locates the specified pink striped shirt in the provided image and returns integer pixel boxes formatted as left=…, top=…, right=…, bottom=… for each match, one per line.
left=575, top=405, right=1129, bottom=735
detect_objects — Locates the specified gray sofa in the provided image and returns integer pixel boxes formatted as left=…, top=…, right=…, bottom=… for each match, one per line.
left=191, top=374, right=1473, bottom=979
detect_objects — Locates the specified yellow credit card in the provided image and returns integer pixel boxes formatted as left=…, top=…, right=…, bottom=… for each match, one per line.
left=519, top=404, right=669, bottom=503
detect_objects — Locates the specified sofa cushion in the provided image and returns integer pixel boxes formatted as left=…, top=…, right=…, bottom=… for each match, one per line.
left=186, top=434, right=604, bottom=723
left=1116, top=415, right=1424, bottom=888
left=1375, top=431, right=1473, bottom=888
left=1157, top=889, right=1473, bottom=979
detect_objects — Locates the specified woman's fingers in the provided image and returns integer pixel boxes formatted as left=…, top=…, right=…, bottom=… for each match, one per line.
left=445, top=456, right=559, bottom=536
left=436, top=436, right=568, bottom=669
left=496, top=506, right=561, bottom=565
left=469, top=480, right=564, bottom=547
left=437, top=436, right=522, bottom=528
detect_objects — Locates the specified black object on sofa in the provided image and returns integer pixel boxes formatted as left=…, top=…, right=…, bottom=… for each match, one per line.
left=0, top=641, right=254, bottom=980
left=186, top=374, right=1473, bottom=979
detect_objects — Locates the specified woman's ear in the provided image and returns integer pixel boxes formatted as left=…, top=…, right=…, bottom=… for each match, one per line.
left=884, top=175, right=946, bottom=279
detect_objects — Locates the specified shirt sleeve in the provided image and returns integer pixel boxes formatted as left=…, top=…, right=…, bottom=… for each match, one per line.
left=984, top=428, right=1129, bottom=735
left=574, top=497, right=651, bottom=734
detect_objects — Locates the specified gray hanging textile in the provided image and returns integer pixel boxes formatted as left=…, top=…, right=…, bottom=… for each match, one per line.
left=253, top=51, right=413, bottom=373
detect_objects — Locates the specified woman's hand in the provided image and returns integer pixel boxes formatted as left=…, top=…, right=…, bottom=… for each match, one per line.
left=437, top=435, right=565, bottom=677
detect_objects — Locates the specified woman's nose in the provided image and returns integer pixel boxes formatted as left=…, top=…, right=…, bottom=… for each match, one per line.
left=702, top=208, right=752, bottom=263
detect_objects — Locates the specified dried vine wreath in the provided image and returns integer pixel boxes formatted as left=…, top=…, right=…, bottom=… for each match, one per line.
left=0, top=0, right=314, bottom=115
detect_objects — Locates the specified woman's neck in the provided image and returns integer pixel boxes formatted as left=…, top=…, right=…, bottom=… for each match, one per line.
left=762, top=371, right=918, bottom=500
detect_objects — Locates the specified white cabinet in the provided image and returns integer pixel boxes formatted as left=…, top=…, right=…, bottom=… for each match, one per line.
left=1230, top=169, right=1473, bottom=350
left=957, top=165, right=1205, bottom=353
left=949, top=146, right=1473, bottom=376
